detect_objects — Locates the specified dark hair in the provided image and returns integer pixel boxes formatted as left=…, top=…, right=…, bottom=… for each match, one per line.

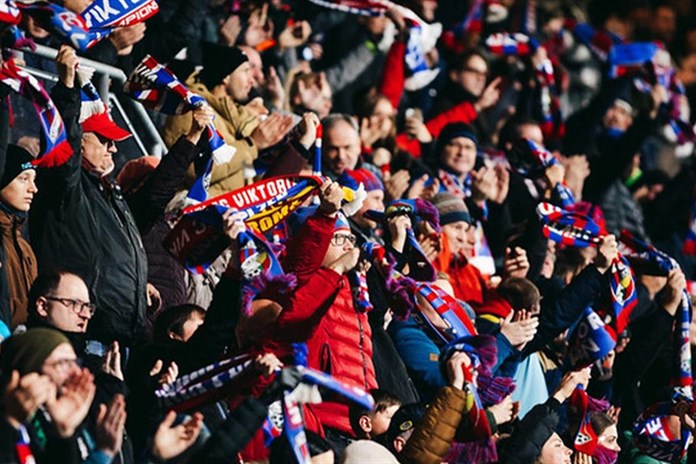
left=589, top=411, right=615, bottom=436
left=27, top=269, right=87, bottom=324
left=152, top=304, right=205, bottom=342
left=553, top=247, right=589, bottom=281
left=450, top=48, right=488, bottom=73
left=269, top=430, right=333, bottom=463
left=349, top=388, right=402, bottom=437
left=498, top=115, right=542, bottom=150
left=497, top=277, right=541, bottom=312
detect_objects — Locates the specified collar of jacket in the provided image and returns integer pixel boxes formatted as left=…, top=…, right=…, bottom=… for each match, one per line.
left=0, top=202, right=27, bottom=231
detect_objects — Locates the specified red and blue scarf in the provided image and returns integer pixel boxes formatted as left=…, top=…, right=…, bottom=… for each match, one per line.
left=536, top=203, right=638, bottom=333
left=124, top=55, right=235, bottom=203
left=0, top=59, right=72, bottom=167
left=619, top=230, right=693, bottom=398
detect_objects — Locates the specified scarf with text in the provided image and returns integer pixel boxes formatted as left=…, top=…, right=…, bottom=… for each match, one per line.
left=164, top=175, right=323, bottom=275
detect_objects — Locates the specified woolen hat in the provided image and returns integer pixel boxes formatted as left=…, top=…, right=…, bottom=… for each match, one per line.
left=1, top=144, right=35, bottom=190
left=436, top=122, right=478, bottom=156
left=199, top=44, right=249, bottom=89
left=0, top=327, right=70, bottom=377
left=432, top=192, right=472, bottom=226
left=339, top=168, right=384, bottom=192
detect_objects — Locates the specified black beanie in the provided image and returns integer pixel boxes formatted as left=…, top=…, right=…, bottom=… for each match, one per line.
left=199, top=44, right=249, bottom=89
left=435, top=122, right=479, bottom=158
left=1, top=144, right=35, bottom=190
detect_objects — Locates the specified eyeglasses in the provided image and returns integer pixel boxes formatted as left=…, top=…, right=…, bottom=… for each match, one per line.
left=44, top=357, right=81, bottom=370
left=331, top=233, right=357, bottom=247
left=44, top=296, right=96, bottom=317
left=461, top=67, right=488, bottom=77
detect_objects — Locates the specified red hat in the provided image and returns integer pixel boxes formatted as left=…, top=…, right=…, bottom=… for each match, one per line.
left=81, top=112, right=131, bottom=142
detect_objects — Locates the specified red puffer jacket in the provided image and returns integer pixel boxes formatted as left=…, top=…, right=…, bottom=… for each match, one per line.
left=306, top=275, right=377, bottom=434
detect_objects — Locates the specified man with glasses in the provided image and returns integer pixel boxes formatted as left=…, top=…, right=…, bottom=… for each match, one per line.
left=26, top=270, right=94, bottom=335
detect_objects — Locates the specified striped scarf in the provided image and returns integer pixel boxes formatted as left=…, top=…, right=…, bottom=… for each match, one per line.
left=0, top=0, right=20, bottom=25
left=164, top=175, right=322, bottom=275
left=535, top=56, right=565, bottom=143
left=537, top=202, right=638, bottom=334
left=485, top=32, right=538, bottom=56
left=564, top=19, right=623, bottom=62
left=124, top=55, right=235, bottom=203
left=0, top=59, right=72, bottom=167
left=439, top=169, right=471, bottom=199
left=619, top=230, right=693, bottom=399
left=511, top=139, right=575, bottom=207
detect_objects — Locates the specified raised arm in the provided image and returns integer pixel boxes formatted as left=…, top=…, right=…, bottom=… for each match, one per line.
left=40, top=45, right=84, bottom=197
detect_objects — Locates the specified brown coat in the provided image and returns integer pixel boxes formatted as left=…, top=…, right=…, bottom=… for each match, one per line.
left=401, top=386, right=472, bottom=464
left=0, top=209, right=37, bottom=328
left=160, top=72, right=260, bottom=197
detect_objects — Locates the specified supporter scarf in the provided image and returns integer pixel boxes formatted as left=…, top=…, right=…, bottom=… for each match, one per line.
left=627, top=50, right=696, bottom=145
left=608, top=42, right=659, bottom=79
left=684, top=188, right=696, bottom=256
left=124, top=55, right=235, bottom=202
left=349, top=269, right=372, bottom=313
left=16, top=2, right=105, bottom=50
left=442, top=340, right=491, bottom=438
left=510, top=139, right=575, bottom=207
left=81, top=0, right=158, bottom=31
left=567, top=307, right=617, bottom=369
left=155, top=353, right=375, bottom=411
left=238, top=228, right=295, bottom=315
left=0, top=0, right=20, bottom=25
left=363, top=198, right=440, bottom=282
left=485, top=32, right=537, bottom=56
left=570, top=386, right=610, bottom=455
left=564, top=19, right=622, bottom=62
left=156, top=353, right=256, bottom=411
left=441, top=336, right=516, bottom=437
left=0, top=59, right=72, bottom=167
left=414, top=282, right=478, bottom=345
left=164, top=175, right=322, bottom=274
left=535, top=56, right=565, bottom=142
left=608, top=255, right=637, bottom=334
left=461, top=0, right=484, bottom=34
left=305, top=0, right=424, bottom=25
left=517, top=0, right=536, bottom=34
left=313, top=125, right=322, bottom=175
left=79, top=79, right=106, bottom=120
left=438, top=168, right=471, bottom=199
left=536, top=202, right=602, bottom=247
left=633, top=401, right=695, bottom=462
left=537, top=203, right=638, bottom=331
left=15, top=425, right=33, bottom=464
left=619, top=230, right=693, bottom=398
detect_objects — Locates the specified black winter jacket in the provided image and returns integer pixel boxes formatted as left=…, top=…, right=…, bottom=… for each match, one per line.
left=30, top=82, right=148, bottom=346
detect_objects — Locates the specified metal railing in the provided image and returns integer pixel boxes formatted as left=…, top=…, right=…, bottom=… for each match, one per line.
left=15, top=44, right=167, bottom=158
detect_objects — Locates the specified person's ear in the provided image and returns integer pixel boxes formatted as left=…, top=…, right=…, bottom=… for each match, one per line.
left=358, top=415, right=372, bottom=434
left=393, top=436, right=406, bottom=453
left=36, top=297, right=49, bottom=318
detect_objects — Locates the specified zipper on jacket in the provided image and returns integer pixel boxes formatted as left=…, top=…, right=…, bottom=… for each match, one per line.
left=320, top=343, right=332, bottom=375
left=357, top=313, right=368, bottom=390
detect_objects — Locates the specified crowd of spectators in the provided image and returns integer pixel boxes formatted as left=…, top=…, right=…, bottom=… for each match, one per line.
left=2, top=0, right=696, bottom=463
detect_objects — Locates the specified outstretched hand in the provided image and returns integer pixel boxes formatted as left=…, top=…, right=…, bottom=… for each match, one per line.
left=152, top=410, right=203, bottom=461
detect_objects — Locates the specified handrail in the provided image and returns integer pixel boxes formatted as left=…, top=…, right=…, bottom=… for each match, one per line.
left=15, top=44, right=167, bottom=157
